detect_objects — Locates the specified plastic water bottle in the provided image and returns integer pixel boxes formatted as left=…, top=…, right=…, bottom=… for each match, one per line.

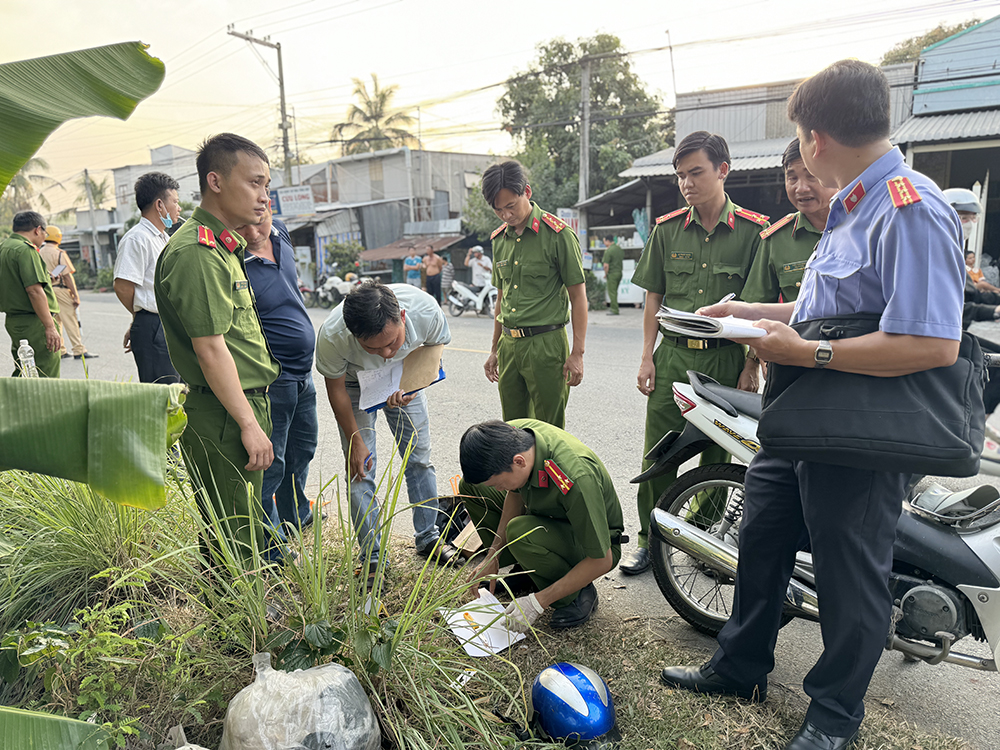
left=17, top=339, right=39, bottom=378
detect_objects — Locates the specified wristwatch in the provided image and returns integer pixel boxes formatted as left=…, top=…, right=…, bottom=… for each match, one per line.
left=814, top=340, right=834, bottom=369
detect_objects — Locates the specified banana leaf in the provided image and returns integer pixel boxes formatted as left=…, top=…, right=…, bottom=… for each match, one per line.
left=0, top=41, right=165, bottom=194
left=0, top=380, right=186, bottom=510
left=0, top=706, right=111, bottom=749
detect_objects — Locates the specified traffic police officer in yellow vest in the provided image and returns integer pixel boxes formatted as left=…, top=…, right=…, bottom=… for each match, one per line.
left=622, top=132, right=768, bottom=575
left=154, top=133, right=281, bottom=565
left=743, top=138, right=837, bottom=305
left=481, top=161, right=588, bottom=429
left=461, top=419, right=625, bottom=631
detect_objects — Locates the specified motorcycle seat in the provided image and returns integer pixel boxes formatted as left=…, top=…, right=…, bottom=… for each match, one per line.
left=687, top=370, right=762, bottom=421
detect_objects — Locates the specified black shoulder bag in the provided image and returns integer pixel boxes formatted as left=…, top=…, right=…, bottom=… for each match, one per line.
left=757, top=313, right=985, bottom=477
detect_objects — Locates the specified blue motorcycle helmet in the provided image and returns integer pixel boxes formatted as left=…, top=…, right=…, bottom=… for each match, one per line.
left=530, top=662, right=621, bottom=748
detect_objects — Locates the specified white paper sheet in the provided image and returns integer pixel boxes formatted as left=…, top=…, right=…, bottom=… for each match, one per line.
left=357, top=361, right=404, bottom=410
left=439, top=590, right=526, bottom=657
left=656, top=305, right=766, bottom=340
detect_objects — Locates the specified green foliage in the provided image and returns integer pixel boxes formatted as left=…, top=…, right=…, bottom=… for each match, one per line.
left=880, top=19, right=980, bottom=64
left=331, top=74, right=417, bottom=156
left=325, top=238, right=363, bottom=273
left=585, top=270, right=607, bottom=311
left=95, top=266, right=115, bottom=290
left=75, top=174, right=111, bottom=210
left=461, top=177, right=501, bottom=243
left=498, top=34, right=671, bottom=209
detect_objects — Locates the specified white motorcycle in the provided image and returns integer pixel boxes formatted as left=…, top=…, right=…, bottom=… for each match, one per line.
left=315, top=274, right=359, bottom=309
left=636, top=361, right=1000, bottom=673
left=447, top=280, right=497, bottom=318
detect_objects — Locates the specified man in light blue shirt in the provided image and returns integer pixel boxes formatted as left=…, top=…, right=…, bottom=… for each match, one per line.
left=404, top=247, right=422, bottom=287
left=659, top=60, right=965, bottom=750
left=316, top=280, right=455, bottom=583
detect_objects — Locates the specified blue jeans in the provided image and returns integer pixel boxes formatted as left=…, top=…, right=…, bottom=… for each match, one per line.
left=338, top=385, right=440, bottom=564
left=262, top=373, right=319, bottom=531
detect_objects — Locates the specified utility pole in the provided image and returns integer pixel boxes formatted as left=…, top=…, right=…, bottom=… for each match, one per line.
left=83, top=168, right=102, bottom=271
left=578, top=57, right=591, bottom=204
left=227, top=26, right=293, bottom=186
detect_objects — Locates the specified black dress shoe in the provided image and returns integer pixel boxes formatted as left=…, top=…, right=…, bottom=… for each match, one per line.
left=416, top=540, right=460, bottom=566
left=784, top=721, right=858, bottom=750
left=60, top=353, right=71, bottom=359
left=550, top=583, right=599, bottom=629
left=73, top=352, right=98, bottom=359
left=659, top=662, right=766, bottom=702
left=496, top=564, right=539, bottom=598
left=619, top=547, right=651, bottom=575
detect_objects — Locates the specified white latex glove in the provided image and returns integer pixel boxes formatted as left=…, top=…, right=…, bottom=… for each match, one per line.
left=504, top=593, right=544, bottom=633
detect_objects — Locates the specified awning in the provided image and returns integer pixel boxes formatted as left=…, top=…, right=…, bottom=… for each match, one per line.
left=893, top=110, right=1000, bottom=144
left=619, top=137, right=791, bottom=178
left=360, top=234, right=464, bottom=262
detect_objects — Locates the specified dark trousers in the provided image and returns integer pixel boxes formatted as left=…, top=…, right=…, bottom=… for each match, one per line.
left=710, top=450, right=906, bottom=736
left=131, top=310, right=180, bottom=384
left=426, top=273, right=442, bottom=304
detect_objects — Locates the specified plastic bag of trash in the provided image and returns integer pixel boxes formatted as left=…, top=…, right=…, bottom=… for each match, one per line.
left=219, top=653, right=381, bottom=750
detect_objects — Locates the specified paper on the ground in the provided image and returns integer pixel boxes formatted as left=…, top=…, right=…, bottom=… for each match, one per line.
left=656, top=305, right=766, bottom=340
left=440, top=590, right=526, bottom=657
left=357, top=361, right=404, bottom=410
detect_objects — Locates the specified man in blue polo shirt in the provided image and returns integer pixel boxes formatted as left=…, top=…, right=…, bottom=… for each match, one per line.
left=238, top=208, right=319, bottom=539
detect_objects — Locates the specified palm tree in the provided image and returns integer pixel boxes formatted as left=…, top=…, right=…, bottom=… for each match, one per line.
left=331, top=74, right=417, bottom=156
left=0, top=158, right=60, bottom=228
left=75, top=173, right=111, bottom=209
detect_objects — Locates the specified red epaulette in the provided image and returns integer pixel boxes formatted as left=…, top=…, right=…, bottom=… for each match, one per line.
left=734, top=207, right=770, bottom=226
left=656, top=207, right=688, bottom=225
left=197, top=226, right=216, bottom=248
left=887, top=176, right=922, bottom=208
left=490, top=223, right=507, bottom=240
left=218, top=229, right=239, bottom=253
left=759, top=212, right=796, bottom=239
left=541, top=212, right=566, bottom=233
left=544, top=459, right=574, bottom=495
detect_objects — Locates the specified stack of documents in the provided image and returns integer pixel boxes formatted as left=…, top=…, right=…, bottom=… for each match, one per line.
left=656, top=306, right=765, bottom=340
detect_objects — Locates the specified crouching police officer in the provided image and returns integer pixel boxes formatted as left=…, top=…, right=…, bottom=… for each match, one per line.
left=461, top=419, right=625, bottom=631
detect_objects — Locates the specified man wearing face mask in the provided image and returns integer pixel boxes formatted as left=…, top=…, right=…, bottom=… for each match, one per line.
left=114, top=172, right=183, bottom=384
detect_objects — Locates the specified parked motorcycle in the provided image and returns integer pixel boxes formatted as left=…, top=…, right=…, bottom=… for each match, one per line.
left=314, top=274, right=359, bottom=309
left=298, top=279, right=317, bottom=308
left=447, top=280, right=496, bottom=317
left=635, top=359, right=1000, bottom=673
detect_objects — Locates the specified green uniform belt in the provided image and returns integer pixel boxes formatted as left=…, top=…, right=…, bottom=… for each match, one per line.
left=660, top=333, right=737, bottom=350
left=188, top=384, right=269, bottom=396
left=502, top=323, right=565, bottom=339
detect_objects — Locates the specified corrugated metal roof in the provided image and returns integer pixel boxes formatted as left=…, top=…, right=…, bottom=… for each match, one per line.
left=360, top=234, right=464, bottom=262
left=893, top=110, right=1000, bottom=143
left=619, top=138, right=790, bottom=178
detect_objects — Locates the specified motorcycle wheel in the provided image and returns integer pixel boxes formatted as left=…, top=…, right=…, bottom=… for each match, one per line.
left=650, top=463, right=749, bottom=637
left=302, top=291, right=317, bottom=308
left=318, top=294, right=334, bottom=309
left=448, top=300, right=464, bottom=317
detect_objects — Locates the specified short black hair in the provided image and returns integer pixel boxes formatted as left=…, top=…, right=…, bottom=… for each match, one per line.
left=135, top=172, right=180, bottom=212
left=781, top=138, right=802, bottom=171
left=460, top=420, right=536, bottom=484
left=196, top=133, right=269, bottom=193
left=787, top=60, right=890, bottom=148
left=342, top=279, right=402, bottom=340
left=12, top=211, right=44, bottom=233
left=673, top=131, right=730, bottom=170
left=481, top=161, right=528, bottom=209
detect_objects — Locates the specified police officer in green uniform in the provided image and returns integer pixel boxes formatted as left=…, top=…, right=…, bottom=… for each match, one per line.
left=0, top=211, right=62, bottom=377
left=481, top=161, right=588, bottom=429
left=621, top=132, right=768, bottom=575
left=461, top=419, right=625, bottom=631
left=743, top=138, right=836, bottom=305
left=154, top=133, right=281, bottom=565
left=602, top=236, right=624, bottom=315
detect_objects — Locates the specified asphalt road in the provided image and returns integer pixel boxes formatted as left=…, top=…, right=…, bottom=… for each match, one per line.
left=3, top=292, right=999, bottom=748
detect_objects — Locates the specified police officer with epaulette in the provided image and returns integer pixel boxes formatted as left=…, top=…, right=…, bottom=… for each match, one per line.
left=621, top=132, right=769, bottom=575
left=154, top=133, right=282, bottom=565
left=481, top=161, right=588, bottom=430
left=743, top=138, right=837, bottom=306
left=659, top=61, right=966, bottom=750
left=461, top=419, right=625, bottom=630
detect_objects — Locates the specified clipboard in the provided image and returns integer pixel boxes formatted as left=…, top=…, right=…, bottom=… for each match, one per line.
left=50, top=264, right=67, bottom=278
left=359, top=344, right=446, bottom=413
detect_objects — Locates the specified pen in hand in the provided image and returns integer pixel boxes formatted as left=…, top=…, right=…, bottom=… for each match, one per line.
left=718, top=292, right=736, bottom=305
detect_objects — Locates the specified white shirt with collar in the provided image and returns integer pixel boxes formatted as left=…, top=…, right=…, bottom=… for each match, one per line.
left=114, top=216, right=170, bottom=314
left=315, top=283, right=451, bottom=382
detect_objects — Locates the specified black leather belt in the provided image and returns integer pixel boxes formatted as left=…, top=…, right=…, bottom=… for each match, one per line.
left=611, top=534, right=629, bottom=545
left=661, top=333, right=736, bottom=350
left=188, top=384, right=269, bottom=395
left=502, top=323, right=566, bottom=339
